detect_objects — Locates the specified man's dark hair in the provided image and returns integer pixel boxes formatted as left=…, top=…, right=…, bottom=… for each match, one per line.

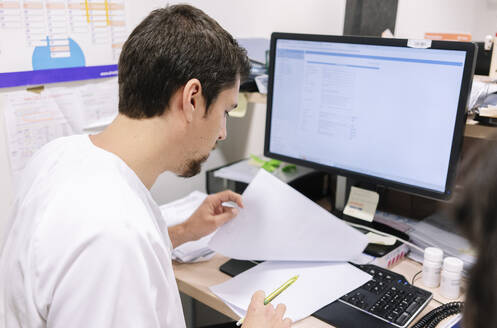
left=448, top=138, right=497, bottom=328
left=118, top=4, right=250, bottom=118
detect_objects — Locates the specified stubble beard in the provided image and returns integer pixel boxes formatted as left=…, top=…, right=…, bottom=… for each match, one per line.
left=178, top=154, right=209, bottom=178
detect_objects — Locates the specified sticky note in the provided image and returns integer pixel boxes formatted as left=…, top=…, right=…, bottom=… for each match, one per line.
left=343, top=186, right=379, bottom=222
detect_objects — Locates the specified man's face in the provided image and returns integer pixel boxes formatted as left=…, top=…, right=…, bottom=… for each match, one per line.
left=178, top=79, right=240, bottom=177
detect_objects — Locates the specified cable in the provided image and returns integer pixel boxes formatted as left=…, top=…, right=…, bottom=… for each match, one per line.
left=431, top=298, right=444, bottom=306
left=345, top=221, right=424, bottom=253
left=412, top=270, right=422, bottom=285
left=411, top=302, right=463, bottom=328
left=410, top=270, right=447, bottom=306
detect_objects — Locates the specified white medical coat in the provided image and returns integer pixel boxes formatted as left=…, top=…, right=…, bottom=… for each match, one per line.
left=0, top=135, right=186, bottom=328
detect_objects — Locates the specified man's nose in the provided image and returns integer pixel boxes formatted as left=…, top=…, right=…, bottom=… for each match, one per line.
left=218, top=120, right=227, bottom=140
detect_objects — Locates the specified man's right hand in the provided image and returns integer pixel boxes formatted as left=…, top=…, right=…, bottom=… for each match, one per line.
left=242, top=290, right=292, bottom=328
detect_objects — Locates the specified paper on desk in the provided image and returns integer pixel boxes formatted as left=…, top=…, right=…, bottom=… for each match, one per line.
left=208, top=169, right=368, bottom=261
left=478, top=105, right=497, bottom=118
left=160, top=191, right=215, bottom=263
left=210, top=261, right=371, bottom=322
left=214, top=160, right=260, bottom=184
left=366, top=232, right=396, bottom=246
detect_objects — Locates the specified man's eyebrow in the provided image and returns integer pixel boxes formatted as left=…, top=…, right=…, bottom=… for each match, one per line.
left=229, top=103, right=238, bottom=110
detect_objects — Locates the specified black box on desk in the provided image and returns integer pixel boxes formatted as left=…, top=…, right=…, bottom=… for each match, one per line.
left=206, top=159, right=329, bottom=201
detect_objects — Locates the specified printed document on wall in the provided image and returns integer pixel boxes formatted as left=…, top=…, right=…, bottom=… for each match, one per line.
left=79, top=78, right=119, bottom=130
left=48, top=78, right=119, bottom=132
left=3, top=90, right=73, bottom=188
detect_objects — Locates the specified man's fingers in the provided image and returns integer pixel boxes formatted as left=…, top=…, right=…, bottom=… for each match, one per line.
left=275, top=303, right=286, bottom=320
left=282, top=317, right=292, bottom=328
left=214, top=207, right=239, bottom=226
left=251, top=290, right=266, bottom=304
left=212, top=190, right=244, bottom=208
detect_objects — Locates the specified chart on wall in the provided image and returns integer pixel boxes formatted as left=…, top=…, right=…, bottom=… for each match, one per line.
left=0, top=0, right=129, bottom=87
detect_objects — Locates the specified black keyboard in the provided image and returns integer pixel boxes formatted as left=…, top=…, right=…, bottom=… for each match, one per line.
left=314, top=264, right=432, bottom=328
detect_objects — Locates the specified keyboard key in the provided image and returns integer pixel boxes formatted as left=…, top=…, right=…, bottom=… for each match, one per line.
left=406, top=302, right=418, bottom=313
left=396, top=312, right=410, bottom=325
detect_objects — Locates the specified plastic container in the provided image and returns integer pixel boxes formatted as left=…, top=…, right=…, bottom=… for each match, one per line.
left=440, top=257, right=464, bottom=299
left=422, top=247, right=444, bottom=288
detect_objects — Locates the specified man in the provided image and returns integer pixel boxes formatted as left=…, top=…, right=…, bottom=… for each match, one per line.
left=0, top=5, right=291, bottom=328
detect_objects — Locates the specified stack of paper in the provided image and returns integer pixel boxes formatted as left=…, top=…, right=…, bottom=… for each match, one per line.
left=160, top=191, right=215, bottom=263
left=374, top=211, right=475, bottom=272
left=478, top=105, right=497, bottom=118
left=208, top=169, right=370, bottom=322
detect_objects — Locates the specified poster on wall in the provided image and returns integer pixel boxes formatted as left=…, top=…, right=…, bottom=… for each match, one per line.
left=0, top=0, right=129, bottom=87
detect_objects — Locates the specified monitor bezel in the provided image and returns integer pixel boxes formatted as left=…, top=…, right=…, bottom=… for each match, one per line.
left=264, top=32, right=477, bottom=200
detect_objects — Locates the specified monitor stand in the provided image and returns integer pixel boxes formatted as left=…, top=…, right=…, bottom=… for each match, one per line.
left=333, top=175, right=410, bottom=257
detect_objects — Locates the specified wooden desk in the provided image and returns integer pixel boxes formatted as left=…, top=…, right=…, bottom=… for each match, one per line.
left=173, top=254, right=464, bottom=327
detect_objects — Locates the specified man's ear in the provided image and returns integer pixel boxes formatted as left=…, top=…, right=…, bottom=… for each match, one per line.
left=182, top=78, right=202, bottom=122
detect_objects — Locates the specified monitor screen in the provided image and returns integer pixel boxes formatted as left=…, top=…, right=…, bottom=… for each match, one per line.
left=265, top=33, right=476, bottom=199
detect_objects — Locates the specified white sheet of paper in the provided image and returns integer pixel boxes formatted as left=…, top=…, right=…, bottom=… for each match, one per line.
left=159, top=191, right=215, bottom=262
left=343, top=186, right=379, bottom=222
left=208, top=169, right=368, bottom=261
left=210, top=261, right=371, bottom=322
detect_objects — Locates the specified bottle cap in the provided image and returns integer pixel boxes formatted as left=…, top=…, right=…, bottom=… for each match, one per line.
left=424, top=247, right=443, bottom=262
left=443, top=257, right=464, bottom=273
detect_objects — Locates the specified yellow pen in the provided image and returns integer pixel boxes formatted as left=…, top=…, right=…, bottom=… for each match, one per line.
left=236, top=275, right=299, bottom=326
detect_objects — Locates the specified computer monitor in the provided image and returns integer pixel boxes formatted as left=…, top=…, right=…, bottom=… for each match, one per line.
left=264, top=33, right=477, bottom=200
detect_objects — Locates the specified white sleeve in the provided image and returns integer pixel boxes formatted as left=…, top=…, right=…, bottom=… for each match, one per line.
left=41, top=226, right=178, bottom=328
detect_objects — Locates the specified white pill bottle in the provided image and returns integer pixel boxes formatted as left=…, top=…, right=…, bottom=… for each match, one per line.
left=440, top=257, right=464, bottom=299
left=422, top=247, right=444, bottom=288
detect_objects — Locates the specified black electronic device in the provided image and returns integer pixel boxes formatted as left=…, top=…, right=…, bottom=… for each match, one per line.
left=220, top=260, right=433, bottom=328
left=219, top=259, right=261, bottom=277
left=264, top=33, right=476, bottom=201
left=475, top=41, right=492, bottom=76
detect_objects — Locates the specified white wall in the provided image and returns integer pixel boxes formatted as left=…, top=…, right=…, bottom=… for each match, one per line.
left=175, top=0, right=346, bottom=38
left=0, top=0, right=346, bottom=243
left=149, top=0, right=347, bottom=205
left=396, top=0, right=497, bottom=41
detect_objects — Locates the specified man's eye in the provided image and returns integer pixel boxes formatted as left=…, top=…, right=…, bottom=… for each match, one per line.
left=224, top=111, right=230, bottom=119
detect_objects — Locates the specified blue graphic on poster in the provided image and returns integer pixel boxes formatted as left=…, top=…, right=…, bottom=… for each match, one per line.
left=32, top=37, right=86, bottom=70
